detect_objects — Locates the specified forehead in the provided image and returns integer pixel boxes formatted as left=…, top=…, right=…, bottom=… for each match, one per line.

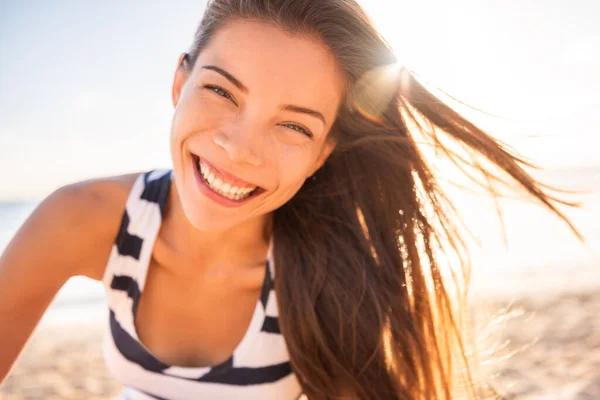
left=195, top=20, right=346, bottom=122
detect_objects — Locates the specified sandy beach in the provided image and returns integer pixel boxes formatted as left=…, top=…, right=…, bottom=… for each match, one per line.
left=0, top=324, right=121, bottom=400
left=476, top=290, right=600, bottom=400
left=1, top=289, right=599, bottom=400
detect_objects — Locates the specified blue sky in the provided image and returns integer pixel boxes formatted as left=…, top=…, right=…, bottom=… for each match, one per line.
left=1, top=0, right=598, bottom=200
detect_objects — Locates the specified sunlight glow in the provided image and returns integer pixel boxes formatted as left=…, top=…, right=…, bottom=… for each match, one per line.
left=359, top=0, right=600, bottom=170
left=352, top=63, right=404, bottom=123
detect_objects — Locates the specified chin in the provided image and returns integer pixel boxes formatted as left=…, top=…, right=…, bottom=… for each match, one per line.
left=179, top=195, right=243, bottom=232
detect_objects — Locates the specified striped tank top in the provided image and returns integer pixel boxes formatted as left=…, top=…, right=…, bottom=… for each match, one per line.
left=101, top=169, right=303, bottom=399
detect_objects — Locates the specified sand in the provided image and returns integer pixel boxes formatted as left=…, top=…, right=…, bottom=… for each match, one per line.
left=1, top=290, right=599, bottom=400
left=0, top=325, right=121, bottom=400
left=477, top=290, right=600, bottom=400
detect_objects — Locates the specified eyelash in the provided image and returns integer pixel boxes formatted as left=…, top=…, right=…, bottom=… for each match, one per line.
left=280, top=123, right=313, bottom=138
left=204, top=84, right=314, bottom=138
left=205, top=84, right=236, bottom=104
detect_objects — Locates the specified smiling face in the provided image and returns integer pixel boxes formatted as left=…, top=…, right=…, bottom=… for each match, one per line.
left=170, top=20, right=345, bottom=232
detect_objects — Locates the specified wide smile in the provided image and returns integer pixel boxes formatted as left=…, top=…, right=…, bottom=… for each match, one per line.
left=190, top=153, right=265, bottom=207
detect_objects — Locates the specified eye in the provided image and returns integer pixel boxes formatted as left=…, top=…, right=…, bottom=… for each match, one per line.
left=280, top=123, right=314, bottom=138
left=205, top=85, right=236, bottom=104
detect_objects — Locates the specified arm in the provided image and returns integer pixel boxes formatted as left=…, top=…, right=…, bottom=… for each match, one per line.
left=0, top=179, right=125, bottom=382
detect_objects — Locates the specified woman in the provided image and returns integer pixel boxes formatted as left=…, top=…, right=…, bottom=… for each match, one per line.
left=0, top=0, right=578, bottom=399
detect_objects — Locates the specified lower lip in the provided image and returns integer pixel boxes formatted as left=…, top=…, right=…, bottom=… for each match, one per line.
left=191, top=156, right=259, bottom=208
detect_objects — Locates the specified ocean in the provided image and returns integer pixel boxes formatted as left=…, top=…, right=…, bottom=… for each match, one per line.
left=1, top=165, right=598, bottom=328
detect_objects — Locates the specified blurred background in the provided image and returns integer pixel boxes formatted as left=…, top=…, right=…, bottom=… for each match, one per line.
left=1, top=0, right=598, bottom=398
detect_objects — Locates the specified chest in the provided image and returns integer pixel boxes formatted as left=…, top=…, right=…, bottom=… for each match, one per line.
left=134, top=255, right=266, bottom=368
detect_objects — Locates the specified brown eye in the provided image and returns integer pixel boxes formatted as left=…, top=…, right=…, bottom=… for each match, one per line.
left=205, top=85, right=236, bottom=104
left=281, top=123, right=314, bottom=138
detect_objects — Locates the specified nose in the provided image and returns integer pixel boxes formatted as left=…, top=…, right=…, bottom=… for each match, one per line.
left=212, top=123, right=263, bottom=166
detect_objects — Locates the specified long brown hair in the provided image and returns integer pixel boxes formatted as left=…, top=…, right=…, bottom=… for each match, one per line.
left=183, top=1, right=579, bottom=398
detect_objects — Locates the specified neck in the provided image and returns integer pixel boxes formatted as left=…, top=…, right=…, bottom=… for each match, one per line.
left=163, top=180, right=273, bottom=268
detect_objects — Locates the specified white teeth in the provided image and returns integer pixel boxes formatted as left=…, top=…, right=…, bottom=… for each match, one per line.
left=196, top=157, right=257, bottom=201
left=212, top=178, right=223, bottom=191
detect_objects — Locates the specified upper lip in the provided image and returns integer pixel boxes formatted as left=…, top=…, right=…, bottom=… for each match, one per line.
left=193, top=153, right=261, bottom=189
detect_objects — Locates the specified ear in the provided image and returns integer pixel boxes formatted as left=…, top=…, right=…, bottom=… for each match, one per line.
left=309, top=138, right=336, bottom=177
left=172, top=53, right=190, bottom=108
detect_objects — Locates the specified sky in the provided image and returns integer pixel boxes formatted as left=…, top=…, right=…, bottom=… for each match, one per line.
left=1, top=0, right=599, bottom=200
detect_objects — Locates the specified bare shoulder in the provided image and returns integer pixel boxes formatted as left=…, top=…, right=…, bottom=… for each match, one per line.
left=55, top=172, right=140, bottom=217
left=19, top=171, right=144, bottom=281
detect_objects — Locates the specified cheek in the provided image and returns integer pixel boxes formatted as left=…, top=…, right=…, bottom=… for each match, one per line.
left=171, top=95, right=238, bottom=169
left=271, top=146, right=315, bottom=195
left=171, top=88, right=235, bottom=145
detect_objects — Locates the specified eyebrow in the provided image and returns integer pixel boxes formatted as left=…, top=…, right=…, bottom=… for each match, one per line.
left=281, top=104, right=327, bottom=127
left=201, top=64, right=328, bottom=126
left=202, top=65, right=248, bottom=93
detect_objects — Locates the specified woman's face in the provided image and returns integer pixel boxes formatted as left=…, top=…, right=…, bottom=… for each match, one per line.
left=170, top=20, right=345, bottom=232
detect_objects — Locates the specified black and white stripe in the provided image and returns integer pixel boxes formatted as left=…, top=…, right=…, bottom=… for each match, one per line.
left=102, top=169, right=302, bottom=399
